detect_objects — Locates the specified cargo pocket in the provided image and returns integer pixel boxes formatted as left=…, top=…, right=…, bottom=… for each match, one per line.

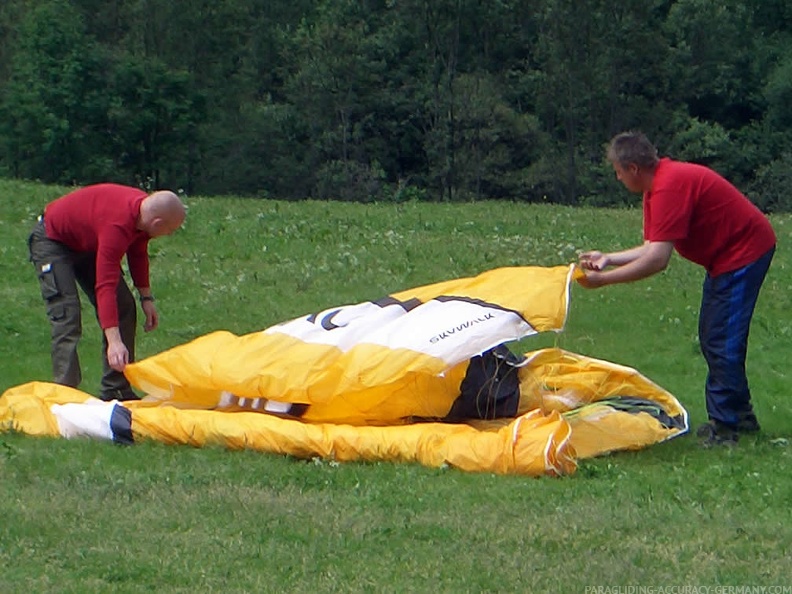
left=37, top=263, right=60, bottom=300
left=46, top=302, right=67, bottom=323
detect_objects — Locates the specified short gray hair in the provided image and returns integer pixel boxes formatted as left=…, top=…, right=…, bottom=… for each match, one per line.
left=606, top=131, right=659, bottom=168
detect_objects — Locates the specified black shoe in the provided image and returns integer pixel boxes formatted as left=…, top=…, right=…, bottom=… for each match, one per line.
left=696, top=420, right=739, bottom=448
left=735, top=412, right=761, bottom=433
left=100, top=388, right=139, bottom=402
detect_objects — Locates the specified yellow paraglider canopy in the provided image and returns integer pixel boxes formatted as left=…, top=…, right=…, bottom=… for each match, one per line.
left=0, top=265, right=687, bottom=476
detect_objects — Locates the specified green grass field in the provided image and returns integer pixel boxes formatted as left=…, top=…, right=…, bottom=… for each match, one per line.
left=1, top=178, right=791, bottom=592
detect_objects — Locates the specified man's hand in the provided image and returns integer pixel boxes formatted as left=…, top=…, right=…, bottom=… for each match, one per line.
left=105, top=327, right=129, bottom=371
left=577, top=270, right=607, bottom=289
left=142, top=300, right=159, bottom=332
left=579, top=250, right=609, bottom=271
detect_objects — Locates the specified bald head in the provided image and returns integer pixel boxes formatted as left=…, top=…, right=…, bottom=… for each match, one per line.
left=138, top=190, right=186, bottom=237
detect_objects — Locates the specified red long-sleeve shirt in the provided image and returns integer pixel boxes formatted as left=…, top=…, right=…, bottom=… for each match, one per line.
left=44, top=184, right=150, bottom=329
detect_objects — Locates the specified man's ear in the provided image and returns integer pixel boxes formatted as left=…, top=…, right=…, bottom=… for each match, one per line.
left=148, top=217, right=164, bottom=235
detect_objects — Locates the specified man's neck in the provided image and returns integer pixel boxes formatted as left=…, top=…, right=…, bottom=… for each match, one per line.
left=639, top=165, right=658, bottom=193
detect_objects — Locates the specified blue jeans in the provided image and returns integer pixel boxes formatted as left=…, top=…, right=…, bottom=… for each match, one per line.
left=699, top=247, right=774, bottom=426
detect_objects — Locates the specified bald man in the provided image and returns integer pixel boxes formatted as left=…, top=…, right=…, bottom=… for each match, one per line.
left=28, top=183, right=186, bottom=401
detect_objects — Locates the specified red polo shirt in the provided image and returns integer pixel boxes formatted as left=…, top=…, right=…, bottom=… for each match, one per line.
left=44, top=184, right=150, bottom=329
left=643, top=158, right=776, bottom=276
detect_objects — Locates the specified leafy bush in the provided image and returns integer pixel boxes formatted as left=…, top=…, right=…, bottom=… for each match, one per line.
left=747, top=153, right=792, bottom=213
left=314, top=159, right=386, bottom=202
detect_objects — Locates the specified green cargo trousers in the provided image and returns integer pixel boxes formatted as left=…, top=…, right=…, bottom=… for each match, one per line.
left=28, top=218, right=139, bottom=401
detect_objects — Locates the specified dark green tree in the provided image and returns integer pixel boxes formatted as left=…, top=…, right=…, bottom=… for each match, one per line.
left=0, top=0, right=113, bottom=182
left=106, top=54, right=205, bottom=191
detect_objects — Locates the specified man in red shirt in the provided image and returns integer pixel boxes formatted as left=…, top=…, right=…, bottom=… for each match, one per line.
left=578, top=131, right=776, bottom=447
left=28, top=184, right=186, bottom=401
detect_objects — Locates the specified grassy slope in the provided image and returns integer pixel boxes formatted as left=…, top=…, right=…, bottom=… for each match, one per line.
left=1, top=179, right=791, bottom=592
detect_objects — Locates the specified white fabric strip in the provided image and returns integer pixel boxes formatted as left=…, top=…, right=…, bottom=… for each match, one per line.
left=51, top=400, right=118, bottom=441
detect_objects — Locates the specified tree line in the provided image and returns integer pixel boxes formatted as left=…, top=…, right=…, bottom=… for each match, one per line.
left=1, top=0, right=791, bottom=209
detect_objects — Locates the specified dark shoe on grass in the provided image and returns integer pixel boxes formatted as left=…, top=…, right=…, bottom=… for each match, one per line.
left=100, top=388, right=140, bottom=402
left=696, top=420, right=739, bottom=448
left=735, top=411, right=761, bottom=433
